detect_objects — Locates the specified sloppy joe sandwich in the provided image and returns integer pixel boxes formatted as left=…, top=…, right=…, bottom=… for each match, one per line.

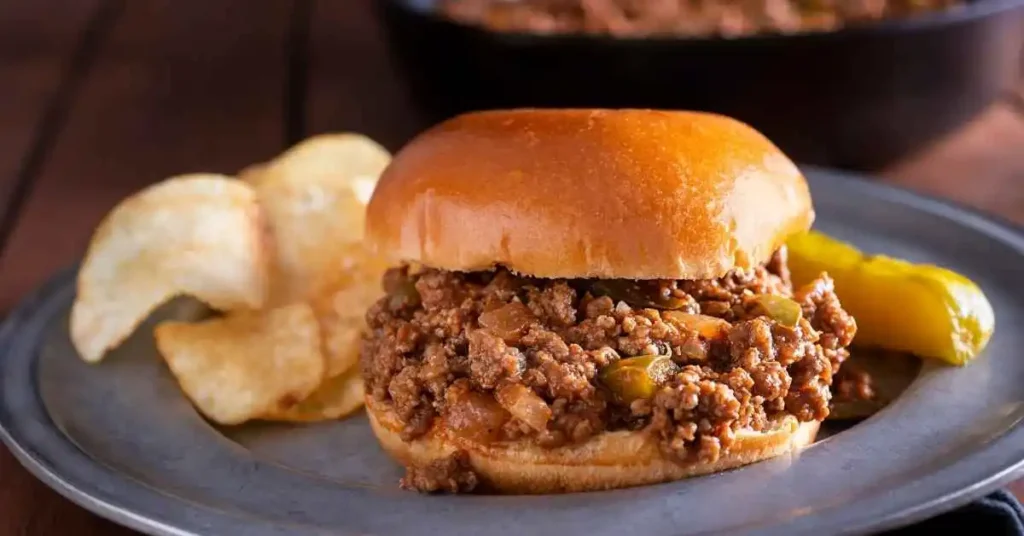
left=360, top=109, right=857, bottom=494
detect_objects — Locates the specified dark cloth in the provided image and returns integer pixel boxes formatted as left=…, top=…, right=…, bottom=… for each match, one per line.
left=883, top=490, right=1024, bottom=535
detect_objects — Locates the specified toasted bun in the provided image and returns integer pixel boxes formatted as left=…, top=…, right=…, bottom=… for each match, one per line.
left=366, top=396, right=820, bottom=494
left=366, top=109, right=813, bottom=280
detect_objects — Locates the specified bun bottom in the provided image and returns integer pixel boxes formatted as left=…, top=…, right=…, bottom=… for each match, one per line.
left=365, top=396, right=820, bottom=494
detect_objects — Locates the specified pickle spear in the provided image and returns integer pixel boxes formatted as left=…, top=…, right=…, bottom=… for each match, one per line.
left=786, top=230, right=995, bottom=366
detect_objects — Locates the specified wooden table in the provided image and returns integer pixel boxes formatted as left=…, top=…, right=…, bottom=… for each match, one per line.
left=1, top=1, right=1022, bottom=533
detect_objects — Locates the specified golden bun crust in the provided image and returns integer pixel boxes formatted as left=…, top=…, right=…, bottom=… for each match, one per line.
left=365, top=109, right=813, bottom=280
left=366, top=396, right=820, bottom=494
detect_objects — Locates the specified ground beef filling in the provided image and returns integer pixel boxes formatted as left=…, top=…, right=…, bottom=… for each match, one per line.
left=833, top=362, right=875, bottom=403
left=362, top=249, right=856, bottom=485
left=399, top=451, right=479, bottom=493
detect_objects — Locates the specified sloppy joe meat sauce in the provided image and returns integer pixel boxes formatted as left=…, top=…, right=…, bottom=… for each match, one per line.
left=362, top=247, right=856, bottom=492
left=438, top=0, right=963, bottom=38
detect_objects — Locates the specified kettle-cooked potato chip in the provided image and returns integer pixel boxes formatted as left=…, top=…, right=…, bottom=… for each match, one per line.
left=71, top=174, right=268, bottom=363
left=261, top=367, right=365, bottom=422
left=242, top=133, right=390, bottom=203
left=154, top=302, right=325, bottom=425
left=312, top=242, right=389, bottom=378
left=242, top=133, right=391, bottom=306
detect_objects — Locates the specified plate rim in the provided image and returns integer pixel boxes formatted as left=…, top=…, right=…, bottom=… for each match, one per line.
left=0, top=266, right=203, bottom=536
left=2, top=167, right=1024, bottom=536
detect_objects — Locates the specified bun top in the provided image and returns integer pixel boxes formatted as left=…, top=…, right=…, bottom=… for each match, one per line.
left=365, top=109, right=813, bottom=280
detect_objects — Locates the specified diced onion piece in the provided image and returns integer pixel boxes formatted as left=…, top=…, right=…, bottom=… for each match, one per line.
left=445, top=383, right=510, bottom=443
left=479, top=301, right=535, bottom=342
left=663, top=311, right=730, bottom=339
left=495, top=383, right=551, bottom=432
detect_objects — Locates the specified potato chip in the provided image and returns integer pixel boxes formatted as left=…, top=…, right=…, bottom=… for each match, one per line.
left=236, top=161, right=267, bottom=183
left=311, top=242, right=389, bottom=377
left=243, top=133, right=390, bottom=203
left=261, top=367, right=365, bottom=422
left=71, top=174, right=268, bottom=363
left=242, top=133, right=391, bottom=306
left=154, top=302, right=325, bottom=425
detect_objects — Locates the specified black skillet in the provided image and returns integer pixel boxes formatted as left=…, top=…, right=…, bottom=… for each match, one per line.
left=373, top=0, right=1024, bottom=171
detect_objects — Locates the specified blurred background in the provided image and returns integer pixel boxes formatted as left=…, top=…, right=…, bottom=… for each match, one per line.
left=385, top=0, right=1024, bottom=170
left=1, top=0, right=1021, bottom=322
left=0, top=1, right=1023, bottom=533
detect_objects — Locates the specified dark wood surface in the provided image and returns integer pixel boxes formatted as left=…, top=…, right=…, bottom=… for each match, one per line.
left=0, top=1, right=1021, bottom=533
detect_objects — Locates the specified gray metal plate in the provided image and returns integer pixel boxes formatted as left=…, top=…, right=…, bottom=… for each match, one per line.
left=1, top=166, right=1023, bottom=535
